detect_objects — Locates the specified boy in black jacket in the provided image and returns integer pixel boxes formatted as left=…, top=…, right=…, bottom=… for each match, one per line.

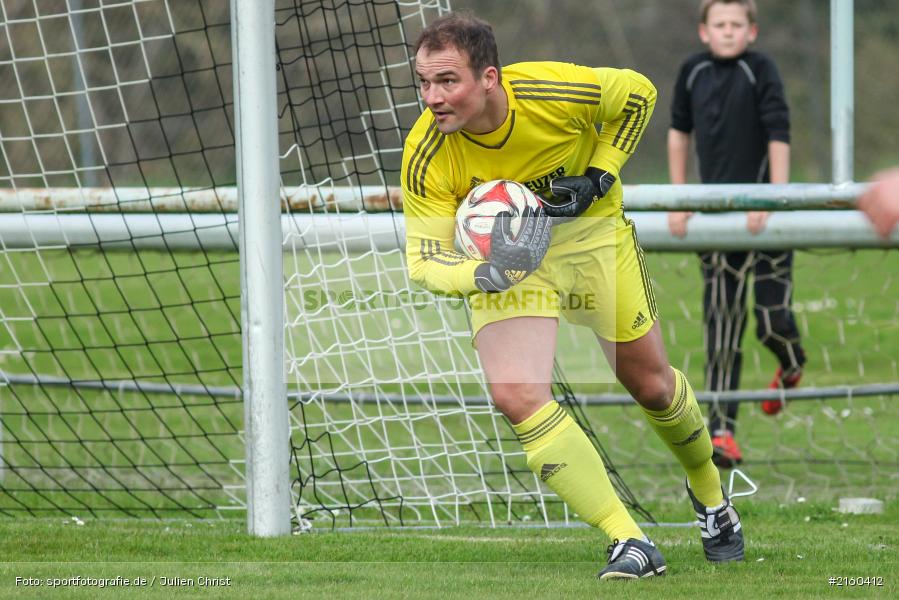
left=667, top=0, right=806, bottom=468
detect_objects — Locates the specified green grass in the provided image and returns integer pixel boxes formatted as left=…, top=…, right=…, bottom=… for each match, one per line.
left=0, top=246, right=897, bottom=596
left=0, top=500, right=896, bottom=599
left=2, top=247, right=895, bottom=391
left=0, top=248, right=897, bottom=524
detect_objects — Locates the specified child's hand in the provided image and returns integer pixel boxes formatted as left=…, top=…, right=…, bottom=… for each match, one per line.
left=746, top=211, right=770, bottom=234
left=667, top=212, right=694, bottom=238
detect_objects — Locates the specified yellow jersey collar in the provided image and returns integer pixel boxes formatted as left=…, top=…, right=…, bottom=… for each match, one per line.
left=460, top=78, right=516, bottom=149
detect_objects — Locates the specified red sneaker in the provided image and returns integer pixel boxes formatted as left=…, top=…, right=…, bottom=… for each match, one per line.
left=711, top=431, right=743, bottom=469
left=762, top=367, right=802, bottom=415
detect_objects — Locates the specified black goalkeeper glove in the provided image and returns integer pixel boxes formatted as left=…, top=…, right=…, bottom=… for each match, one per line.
left=473, top=205, right=552, bottom=293
left=545, top=166, right=617, bottom=220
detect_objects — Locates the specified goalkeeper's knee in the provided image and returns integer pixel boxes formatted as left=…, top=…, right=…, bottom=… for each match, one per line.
left=488, top=382, right=551, bottom=424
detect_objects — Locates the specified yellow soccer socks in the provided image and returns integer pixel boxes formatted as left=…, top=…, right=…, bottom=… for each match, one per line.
left=512, top=401, right=644, bottom=542
left=640, top=368, right=724, bottom=507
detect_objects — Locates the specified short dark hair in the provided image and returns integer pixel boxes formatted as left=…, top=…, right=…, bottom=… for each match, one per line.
left=699, top=0, right=757, bottom=24
left=415, top=12, right=500, bottom=78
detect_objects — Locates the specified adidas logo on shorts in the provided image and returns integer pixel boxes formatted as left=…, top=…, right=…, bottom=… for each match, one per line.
left=632, top=311, right=647, bottom=329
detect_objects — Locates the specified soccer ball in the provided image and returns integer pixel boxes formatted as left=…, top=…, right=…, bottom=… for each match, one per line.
left=455, top=180, right=542, bottom=260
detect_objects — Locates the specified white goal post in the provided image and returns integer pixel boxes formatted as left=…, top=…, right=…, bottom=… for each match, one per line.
left=230, top=0, right=289, bottom=537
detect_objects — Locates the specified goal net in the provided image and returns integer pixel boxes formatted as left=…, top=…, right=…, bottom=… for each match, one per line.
left=0, top=0, right=895, bottom=527
left=572, top=248, right=898, bottom=504
left=0, top=0, right=244, bottom=518
left=272, top=0, right=650, bottom=528
left=0, top=0, right=648, bottom=526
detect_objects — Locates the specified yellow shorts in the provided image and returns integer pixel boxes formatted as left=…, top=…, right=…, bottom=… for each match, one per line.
left=469, top=214, right=657, bottom=342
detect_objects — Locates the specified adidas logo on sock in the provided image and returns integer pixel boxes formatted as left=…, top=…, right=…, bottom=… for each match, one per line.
left=672, top=426, right=704, bottom=446
left=632, top=311, right=647, bottom=329
left=540, top=462, right=568, bottom=481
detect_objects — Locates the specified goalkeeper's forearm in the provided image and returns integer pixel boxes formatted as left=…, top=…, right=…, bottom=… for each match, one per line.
left=406, top=208, right=552, bottom=295
left=408, top=257, right=513, bottom=296
left=406, top=239, right=482, bottom=296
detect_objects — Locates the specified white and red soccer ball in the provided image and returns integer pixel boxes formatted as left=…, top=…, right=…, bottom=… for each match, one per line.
left=455, top=180, right=543, bottom=260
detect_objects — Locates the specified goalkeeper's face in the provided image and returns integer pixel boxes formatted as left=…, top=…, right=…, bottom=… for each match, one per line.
left=415, top=45, right=500, bottom=135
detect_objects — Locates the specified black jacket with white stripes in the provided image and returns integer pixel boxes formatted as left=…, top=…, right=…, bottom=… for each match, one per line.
left=670, top=50, right=790, bottom=184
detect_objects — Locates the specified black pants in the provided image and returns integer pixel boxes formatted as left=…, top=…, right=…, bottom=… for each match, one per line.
left=700, top=250, right=806, bottom=435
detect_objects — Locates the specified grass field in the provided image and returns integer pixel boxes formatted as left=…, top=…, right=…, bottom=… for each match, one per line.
left=0, top=500, right=896, bottom=599
left=0, top=244, right=897, bottom=595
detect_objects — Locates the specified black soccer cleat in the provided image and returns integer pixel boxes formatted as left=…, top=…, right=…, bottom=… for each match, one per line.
left=597, top=537, right=667, bottom=580
left=687, top=480, right=744, bottom=562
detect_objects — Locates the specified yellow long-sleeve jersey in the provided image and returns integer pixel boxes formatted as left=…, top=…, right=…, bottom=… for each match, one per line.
left=402, top=61, right=656, bottom=295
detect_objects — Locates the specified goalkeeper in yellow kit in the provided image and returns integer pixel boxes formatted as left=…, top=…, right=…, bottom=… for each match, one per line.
left=402, top=12, right=743, bottom=579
